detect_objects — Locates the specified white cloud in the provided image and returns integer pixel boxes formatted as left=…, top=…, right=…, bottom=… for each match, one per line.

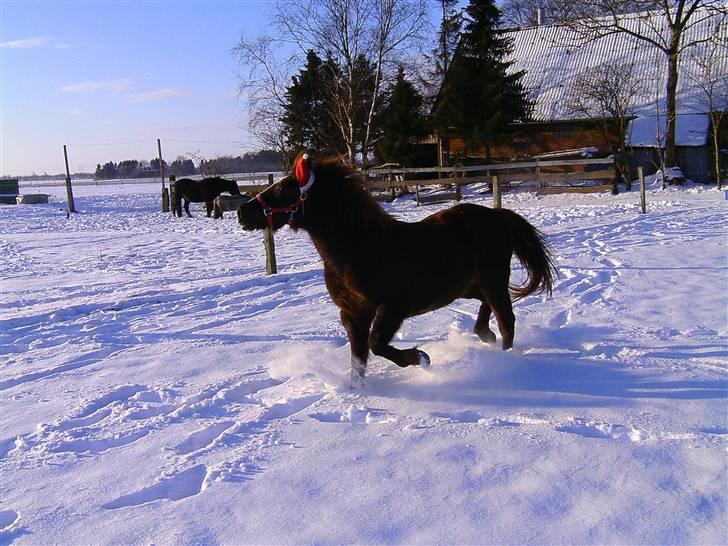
left=53, top=41, right=72, bottom=49
left=126, top=88, right=185, bottom=103
left=1, top=36, right=51, bottom=49
left=66, top=109, right=85, bottom=117
left=61, top=79, right=135, bottom=93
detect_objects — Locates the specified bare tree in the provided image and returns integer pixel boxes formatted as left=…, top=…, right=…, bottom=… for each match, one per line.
left=500, top=0, right=555, bottom=27
left=235, top=0, right=429, bottom=165
left=568, top=61, right=646, bottom=190
left=500, top=0, right=646, bottom=28
left=550, top=0, right=727, bottom=167
left=234, top=36, right=296, bottom=160
left=685, top=37, right=728, bottom=188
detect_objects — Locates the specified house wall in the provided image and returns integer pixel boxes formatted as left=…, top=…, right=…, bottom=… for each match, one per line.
left=628, top=147, right=711, bottom=182
left=440, top=120, right=621, bottom=164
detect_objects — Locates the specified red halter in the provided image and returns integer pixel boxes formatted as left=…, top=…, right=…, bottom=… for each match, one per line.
left=256, top=154, right=315, bottom=229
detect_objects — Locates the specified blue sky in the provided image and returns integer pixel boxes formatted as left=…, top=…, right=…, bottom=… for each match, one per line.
left=1, top=0, right=281, bottom=175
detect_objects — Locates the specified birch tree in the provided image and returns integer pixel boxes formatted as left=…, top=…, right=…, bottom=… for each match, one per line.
left=685, top=37, right=728, bottom=187
left=234, top=36, right=294, bottom=160
left=235, top=0, right=429, bottom=165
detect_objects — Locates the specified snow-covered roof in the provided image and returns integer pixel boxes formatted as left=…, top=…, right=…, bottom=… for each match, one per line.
left=505, top=7, right=727, bottom=145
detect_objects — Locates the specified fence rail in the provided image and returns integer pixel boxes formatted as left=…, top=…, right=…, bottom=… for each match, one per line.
left=364, top=157, right=614, bottom=176
left=363, top=157, right=617, bottom=206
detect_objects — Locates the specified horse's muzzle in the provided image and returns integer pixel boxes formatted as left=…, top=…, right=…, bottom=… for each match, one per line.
left=237, top=201, right=259, bottom=231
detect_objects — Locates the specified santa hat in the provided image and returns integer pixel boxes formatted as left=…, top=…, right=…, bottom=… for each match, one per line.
left=294, top=153, right=315, bottom=193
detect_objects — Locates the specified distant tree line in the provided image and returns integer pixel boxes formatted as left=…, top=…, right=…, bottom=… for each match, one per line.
left=93, top=150, right=284, bottom=180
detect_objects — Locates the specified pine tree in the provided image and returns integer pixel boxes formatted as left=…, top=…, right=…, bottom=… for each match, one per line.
left=433, top=0, right=531, bottom=160
left=376, top=67, right=430, bottom=166
left=281, top=50, right=344, bottom=155
left=421, top=0, right=463, bottom=103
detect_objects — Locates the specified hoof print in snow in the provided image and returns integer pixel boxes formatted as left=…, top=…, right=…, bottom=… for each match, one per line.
left=103, top=465, right=208, bottom=509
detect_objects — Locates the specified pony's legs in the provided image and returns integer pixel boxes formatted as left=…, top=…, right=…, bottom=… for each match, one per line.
left=481, top=285, right=515, bottom=350
left=183, top=199, right=192, bottom=217
left=205, top=202, right=213, bottom=217
left=369, top=305, right=430, bottom=368
left=473, top=301, right=497, bottom=344
left=340, top=309, right=374, bottom=386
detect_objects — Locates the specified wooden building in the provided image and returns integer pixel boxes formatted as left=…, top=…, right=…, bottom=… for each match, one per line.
left=437, top=7, right=727, bottom=182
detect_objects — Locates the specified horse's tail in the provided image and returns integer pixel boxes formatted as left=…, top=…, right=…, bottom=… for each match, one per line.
left=503, top=209, right=558, bottom=301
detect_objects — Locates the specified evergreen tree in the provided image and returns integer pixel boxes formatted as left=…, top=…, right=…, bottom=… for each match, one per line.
left=169, top=157, right=197, bottom=177
left=376, top=67, right=431, bottom=166
left=149, top=158, right=167, bottom=174
left=281, top=50, right=342, bottom=155
left=117, top=160, right=140, bottom=178
left=433, top=0, right=531, bottom=160
left=421, top=0, right=463, bottom=104
left=94, top=161, right=118, bottom=180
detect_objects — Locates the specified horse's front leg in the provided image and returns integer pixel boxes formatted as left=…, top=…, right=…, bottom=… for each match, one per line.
left=340, top=309, right=375, bottom=387
left=184, top=199, right=192, bottom=217
left=369, top=305, right=430, bottom=368
left=205, top=201, right=213, bottom=217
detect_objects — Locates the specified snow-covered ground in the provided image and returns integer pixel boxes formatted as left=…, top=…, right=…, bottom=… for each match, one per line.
left=1, top=180, right=726, bottom=545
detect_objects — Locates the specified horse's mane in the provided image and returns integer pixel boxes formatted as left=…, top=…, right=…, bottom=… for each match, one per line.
left=312, top=158, right=396, bottom=233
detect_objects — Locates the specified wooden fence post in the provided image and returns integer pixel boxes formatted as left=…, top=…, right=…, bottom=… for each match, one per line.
left=158, top=138, right=168, bottom=212
left=492, top=175, right=501, bottom=209
left=263, top=228, right=277, bottom=274
left=638, top=166, right=646, bottom=214
left=264, top=173, right=277, bottom=274
left=62, top=145, right=76, bottom=213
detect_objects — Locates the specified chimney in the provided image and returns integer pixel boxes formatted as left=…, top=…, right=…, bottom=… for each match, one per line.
left=537, top=7, right=543, bottom=26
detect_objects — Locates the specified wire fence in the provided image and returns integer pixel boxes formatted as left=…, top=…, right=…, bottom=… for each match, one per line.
left=19, top=172, right=282, bottom=190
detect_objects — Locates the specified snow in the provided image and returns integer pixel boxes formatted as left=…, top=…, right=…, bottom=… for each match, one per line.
left=1, top=180, right=726, bottom=545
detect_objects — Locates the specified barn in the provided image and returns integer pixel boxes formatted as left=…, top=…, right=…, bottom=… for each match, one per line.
left=436, top=7, right=727, bottom=183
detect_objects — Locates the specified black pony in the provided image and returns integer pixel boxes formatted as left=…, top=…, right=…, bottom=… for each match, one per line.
left=173, top=177, right=240, bottom=217
left=238, top=154, right=557, bottom=385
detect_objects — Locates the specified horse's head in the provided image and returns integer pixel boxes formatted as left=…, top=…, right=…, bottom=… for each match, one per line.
left=226, top=178, right=241, bottom=195
left=238, top=153, right=316, bottom=232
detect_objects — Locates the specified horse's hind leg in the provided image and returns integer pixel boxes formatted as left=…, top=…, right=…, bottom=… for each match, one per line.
left=481, top=285, right=515, bottom=350
left=184, top=199, right=192, bottom=217
left=474, top=301, right=497, bottom=344
left=340, top=308, right=375, bottom=386
left=369, top=305, right=430, bottom=368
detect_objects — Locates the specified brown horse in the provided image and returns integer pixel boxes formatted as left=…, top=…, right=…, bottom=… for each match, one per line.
left=173, top=177, right=240, bottom=217
left=238, top=154, right=557, bottom=385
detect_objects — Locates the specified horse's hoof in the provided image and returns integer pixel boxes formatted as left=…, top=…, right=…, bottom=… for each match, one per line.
left=475, top=327, right=497, bottom=344
left=417, top=350, right=431, bottom=367
left=351, top=360, right=366, bottom=388
left=350, top=373, right=366, bottom=389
